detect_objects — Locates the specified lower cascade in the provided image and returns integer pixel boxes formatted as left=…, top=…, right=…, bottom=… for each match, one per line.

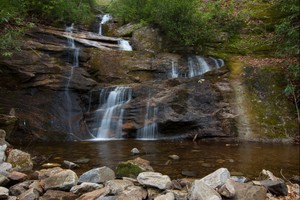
left=93, top=86, right=132, bottom=139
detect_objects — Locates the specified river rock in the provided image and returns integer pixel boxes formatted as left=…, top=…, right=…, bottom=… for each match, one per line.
left=79, top=166, right=115, bottom=184
left=200, top=168, right=230, bottom=188
left=137, top=172, right=172, bottom=190
left=230, top=181, right=267, bottom=200
left=116, top=157, right=153, bottom=178
left=76, top=187, right=109, bottom=200
left=0, top=144, right=7, bottom=163
left=154, top=192, right=175, bottom=200
left=6, top=149, right=33, bottom=172
left=253, top=179, right=288, bottom=196
left=188, top=180, right=222, bottom=200
left=37, top=167, right=64, bottom=180
left=116, top=185, right=147, bottom=200
left=40, top=189, right=78, bottom=200
left=168, top=155, right=180, bottom=160
left=42, top=169, right=78, bottom=191
left=131, top=148, right=140, bottom=155
left=29, top=180, right=43, bottom=195
left=0, top=162, right=12, bottom=176
left=63, top=160, right=80, bottom=169
left=230, top=176, right=248, bottom=183
left=168, top=190, right=188, bottom=200
left=42, top=163, right=61, bottom=168
left=0, top=186, right=9, bottom=199
left=0, top=174, right=9, bottom=186
left=9, top=180, right=34, bottom=196
left=218, top=179, right=236, bottom=198
left=106, top=179, right=134, bottom=195
left=70, top=182, right=103, bottom=195
left=18, top=188, right=40, bottom=200
left=8, top=171, right=28, bottom=182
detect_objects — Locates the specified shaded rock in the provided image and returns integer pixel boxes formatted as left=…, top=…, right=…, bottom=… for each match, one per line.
left=8, top=171, right=28, bottom=182
left=253, top=179, right=288, bottom=196
left=0, top=186, right=9, bottom=199
left=40, top=189, right=78, bottom=200
left=154, top=192, right=175, bottom=200
left=200, top=168, right=230, bottom=188
left=0, top=174, right=9, bottom=186
left=106, top=179, right=134, bottom=195
left=188, top=180, right=222, bottom=200
left=79, top=166, right=115, bottom=184
left=6, top=149, right=33, bottom=172
left=70, top=182, right=103, bottom=196
left=0, top=144, right=7, bottom=163
left=230, top=181, right=267, bottom=200
left=76, top=187, right=109, bottom=200
left=9, top=180, right=34, bottom=196
left=42, top=169, right=78, bottom=191
left=116, top=157, right=153, bottom=178
left=168, top=190, right=188, bottom=200
left=63, top=160, right=80, bottom=169
left=131, top=148, right=140, bottom=155
left=147, top=187, right=161, bottom=200
left=218, top=179, right=236, bottom=198
left=116, top=185, right=147, bottom=200
left=18, top=188, right=39, bottom=200
left=137, top=172, right=172, bottom=190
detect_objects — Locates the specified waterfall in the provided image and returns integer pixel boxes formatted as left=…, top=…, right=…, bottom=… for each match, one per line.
left=119, top=40, right=133, bottom=51
left=94, top=86, right=132, bottom=139
left=137, top=98, right=158, bottom=139
left=209, top=57, right=225, bottom=68
left=188, top=56, right=211, bottom=78
left=65, top=24, right=80, bottom=133
left=98, top=14, right=111, bottom=35
left=170, top=60, right=179, bottom=78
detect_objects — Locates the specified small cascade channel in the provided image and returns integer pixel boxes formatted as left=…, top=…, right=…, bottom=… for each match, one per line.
left=64, top=24, right=80, bottom=133
left=119, top=40, right=133, bottom=51
left=92, top=86, right=132, bottom=140
left=168, top=56, right=224, bottom=79
left=137, top=96, right=159, bottom=139
left=98, top=14, right=111, bottom=35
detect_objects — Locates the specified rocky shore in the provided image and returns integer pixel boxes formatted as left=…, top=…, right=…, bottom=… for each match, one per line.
left=0, top=129, right=299, bottom=200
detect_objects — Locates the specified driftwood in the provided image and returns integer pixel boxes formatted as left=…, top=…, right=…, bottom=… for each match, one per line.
left=36, top=27, right=121, bottom=50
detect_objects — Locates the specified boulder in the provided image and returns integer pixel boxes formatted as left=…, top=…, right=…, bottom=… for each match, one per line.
left=8, top=171, right=28, bottom=182
left=9, top=180, right=34, bottom=196
left=218, top=179, right=236, bottom=198
left=40, top=189, right=78, bottom=200
left=154, top=192, right=175, bottom=200
left=70, top=182, right=103, bottom=196
left=0, top=186, right=9, bottom=199
left=29, top=180, right=43, bottom=195
left=132, top=26, right=163, bottom=52
left=76, top=187, right=109, bottom=200
left=131, top=148, right=140, bottom=155
left=0, top=162, right=13, bottom=176
left=167, top=190, right=188, bottom=200
left=6, top=149, right=33, bottom=172
left=116, top=157, right=153, bottom=178
left=116, top=186, right=147, bottom=200
left=42, top=169, right=78, bottom=191
left=137, top=172, right=172, bottom=190
left=230, top=181, right=267, bottom=200
left=253, top=179, right=288, bottom=196
left=79, top=166, right=115, bottom=184
left=200, top=168, right=230, bottom=188
left=18, top=188, right=40, bottom=200
left=188, top=180, right=222, bottom=200
left=105, top=179, right=134, bottom=195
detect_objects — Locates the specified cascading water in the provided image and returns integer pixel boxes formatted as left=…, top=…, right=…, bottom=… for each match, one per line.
left=170, top=60, right=179, bottom=78
left=98, top=14, right=111, bottom=35
left=119, top=40, right=133, bottom=51
left=65, top=24, right=80, bottom=132
left=209, top=56, right=225, bottom=68
left=94, top=86, right=132, bottom=139
left=137, top=98, right=158, bottom=139
left=188, top=56, right=211, bottom=78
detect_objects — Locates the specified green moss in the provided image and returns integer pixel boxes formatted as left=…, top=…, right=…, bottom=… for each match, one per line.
left=116, top=162, right=144, bottom=178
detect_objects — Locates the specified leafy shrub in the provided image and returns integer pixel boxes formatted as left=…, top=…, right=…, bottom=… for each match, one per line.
left=108, top=0, right=243, bottom=51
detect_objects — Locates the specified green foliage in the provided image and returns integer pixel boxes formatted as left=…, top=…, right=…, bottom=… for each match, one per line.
left=108, top=0, right=244, bottom=51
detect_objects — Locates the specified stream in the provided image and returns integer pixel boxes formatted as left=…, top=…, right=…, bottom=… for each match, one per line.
left=21, top=140, right=299, bottom=180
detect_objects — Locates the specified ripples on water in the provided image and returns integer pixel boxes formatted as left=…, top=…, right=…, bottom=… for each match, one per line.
left=23, top=140, right=299, bottom=179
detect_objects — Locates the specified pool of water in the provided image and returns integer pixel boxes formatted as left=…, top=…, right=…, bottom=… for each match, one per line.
left=20, top=140, right=299, bottom=180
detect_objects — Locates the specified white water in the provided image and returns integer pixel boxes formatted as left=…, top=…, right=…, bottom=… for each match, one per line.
left=171, top=60, right=179, bottom=78
left=96, top=86, right=132, bottom=139
left=188, top=56, right=211, bottom=78
left=119, top=40, right=133, bottom=51
left=137, top=98, right=158, bottom=139
left=98, top=14, right=111, bottom=35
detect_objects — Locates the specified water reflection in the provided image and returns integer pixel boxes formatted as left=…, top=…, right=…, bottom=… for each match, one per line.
left=23, top=140, right=299, bottom=180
